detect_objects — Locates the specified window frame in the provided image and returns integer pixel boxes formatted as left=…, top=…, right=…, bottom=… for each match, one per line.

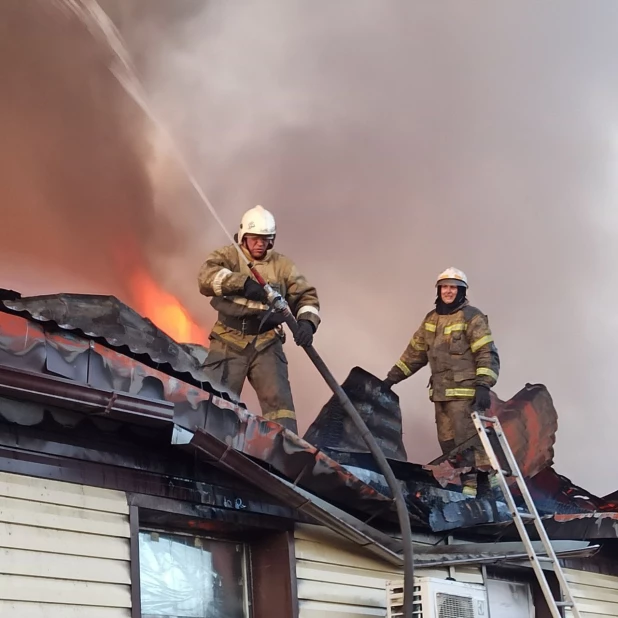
left=486, top=565, right=560, bottom=618
left=130, top=505, right=298, bottom=618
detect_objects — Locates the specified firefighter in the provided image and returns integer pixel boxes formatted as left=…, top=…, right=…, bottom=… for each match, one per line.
left=384, top=267, right=500, bottom=496
left=198, top=205, right=320, bottom=433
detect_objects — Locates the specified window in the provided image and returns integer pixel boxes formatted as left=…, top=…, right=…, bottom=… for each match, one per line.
left=139, top=531, right=251, bottom=618
left=486, top=578, right=534, bottom=618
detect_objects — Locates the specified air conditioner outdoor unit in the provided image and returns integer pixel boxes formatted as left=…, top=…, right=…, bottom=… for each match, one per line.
left=387, top=577, right=488, bottom=618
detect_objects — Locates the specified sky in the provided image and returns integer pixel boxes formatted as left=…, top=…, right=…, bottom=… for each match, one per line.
left=2, top=0, right=618, bottom=495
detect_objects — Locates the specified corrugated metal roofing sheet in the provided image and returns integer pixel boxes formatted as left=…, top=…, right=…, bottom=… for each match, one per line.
left=0, top=306, right=397, bottom=522
left=0, top=296, right=514, bottom=531
left=304, top=366, right=407, bottom=461
left=1, top=292, right=211, bottom=386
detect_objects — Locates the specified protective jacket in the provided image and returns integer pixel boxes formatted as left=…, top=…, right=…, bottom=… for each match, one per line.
left=198, top=244, right=320, bottom=352
left=387, top=301, right=499, bottom=401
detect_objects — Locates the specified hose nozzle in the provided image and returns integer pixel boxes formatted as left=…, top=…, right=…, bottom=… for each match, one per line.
left=248, top=265, right=290, bottom=315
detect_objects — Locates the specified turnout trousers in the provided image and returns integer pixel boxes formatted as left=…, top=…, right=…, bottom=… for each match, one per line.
left=434, top=399, right=489, bottom=468
left=204, top=337, right=297, bottom=433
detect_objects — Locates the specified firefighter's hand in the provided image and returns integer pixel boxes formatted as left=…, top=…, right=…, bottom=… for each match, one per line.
left=294, top=320, right=314, bottom=347
left=384, top=365, right=406, bottom=388
left=382, top=378, right=396, bottom=391
left=473, top=385, right=491, bottom=411
left=243, top=278, right=267, bottom=302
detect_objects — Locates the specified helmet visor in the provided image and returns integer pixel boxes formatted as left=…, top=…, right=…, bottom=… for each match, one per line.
left=437, top=278, right=467, bottom=288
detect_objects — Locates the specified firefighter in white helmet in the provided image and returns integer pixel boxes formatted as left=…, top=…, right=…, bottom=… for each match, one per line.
left=198, top=205, right=320, bottom=433
left=384, top=267, right=500, bottom=497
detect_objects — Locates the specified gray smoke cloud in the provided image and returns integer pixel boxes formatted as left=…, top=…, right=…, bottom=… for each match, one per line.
left=3, top=0, right=618, bottom=495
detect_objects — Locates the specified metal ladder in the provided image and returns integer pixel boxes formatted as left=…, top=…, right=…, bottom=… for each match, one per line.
left=471, top=412, right=581, bottom=618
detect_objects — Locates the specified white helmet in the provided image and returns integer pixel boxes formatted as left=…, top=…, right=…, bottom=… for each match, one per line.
left=436, top=267, right=468, bottom=288
left=238, top=205, right=276, bottom=247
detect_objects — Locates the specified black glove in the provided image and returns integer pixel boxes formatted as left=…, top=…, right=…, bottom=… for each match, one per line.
left=472, top=385, right=491, bottom=411
left=294, top=320, right=314, bottom=347
left=382, top=378, right=396, bottom=391
left=385, top=365, right=407, bottom=387
left=243, top=278, right=267, bottom=302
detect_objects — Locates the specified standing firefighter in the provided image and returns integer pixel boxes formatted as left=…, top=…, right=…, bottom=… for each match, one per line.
left=384, top=267, right=500, bottom=496
left=198, top=205, right=320, bottom=433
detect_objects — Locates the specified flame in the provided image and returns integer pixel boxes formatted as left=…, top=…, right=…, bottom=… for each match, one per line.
left=129, top=268, right=208, bottom=346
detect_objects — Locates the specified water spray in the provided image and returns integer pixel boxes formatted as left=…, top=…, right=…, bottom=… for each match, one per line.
left=58, top=1, right=416, bottom=612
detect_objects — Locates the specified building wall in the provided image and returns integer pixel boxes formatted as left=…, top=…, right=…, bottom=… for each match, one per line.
left=0, top=471, right=131, bottom=618
left=294, top=524, right=618, bottom=618
left=564, top=568, right=618, bottom=618
left=294, top=523, right=483, bottom=617
left=5, top=466, right=616, bottom=618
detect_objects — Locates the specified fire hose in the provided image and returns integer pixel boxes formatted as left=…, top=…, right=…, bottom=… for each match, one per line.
left=249, top=265, right=415, bottom=617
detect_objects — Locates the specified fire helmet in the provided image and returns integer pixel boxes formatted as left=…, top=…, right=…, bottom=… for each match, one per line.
left=238, top=205, right=276, bottom=247
left=436, top=267, right=468, bottom=288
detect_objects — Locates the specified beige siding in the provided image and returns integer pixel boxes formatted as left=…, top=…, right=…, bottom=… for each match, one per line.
left=0, top=601, right=128, bottom=618
left=295, top=523, right=482, bottom=618
left=564, top=568, right=618, bottom=618
left=0, top=472, right=131, bottom=618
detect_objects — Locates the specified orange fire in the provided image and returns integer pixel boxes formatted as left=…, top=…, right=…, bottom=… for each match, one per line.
left=129, top=269, right=208, bottom=346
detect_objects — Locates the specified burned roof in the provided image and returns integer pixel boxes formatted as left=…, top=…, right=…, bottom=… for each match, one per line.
left=525, top=467, right=618, bottom=540
left=427, top=383, right=558, bottom=479
left=0, top=305, right=397, bottom=522
left=0, top=291, right=212, bottom=388
left=0, top=291, right=508, bottom=531
left=308, top=374, right=558, bottom=483
left=0, top=289, right=617, bottom=540
left=474, top=467, right=618, bottom=541
left=304, top=366, right=407, bottom=461
left=299, top=363, right=618, bottom=536
left=604, top=490, right=618, bottom=504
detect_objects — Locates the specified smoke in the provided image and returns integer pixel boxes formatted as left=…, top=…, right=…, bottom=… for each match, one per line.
left=3, top=0, right=618, bottom=494
left=0, top=0, right=184, bottom=304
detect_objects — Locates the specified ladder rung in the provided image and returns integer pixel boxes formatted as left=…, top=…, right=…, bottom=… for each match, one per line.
left=517, top=512, right=535, bottom=520
left=556, top=602, right=574, bottom=607
left=501, top=469, right=519, bottom=478
left=477, top=414, right=496, bottom=423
